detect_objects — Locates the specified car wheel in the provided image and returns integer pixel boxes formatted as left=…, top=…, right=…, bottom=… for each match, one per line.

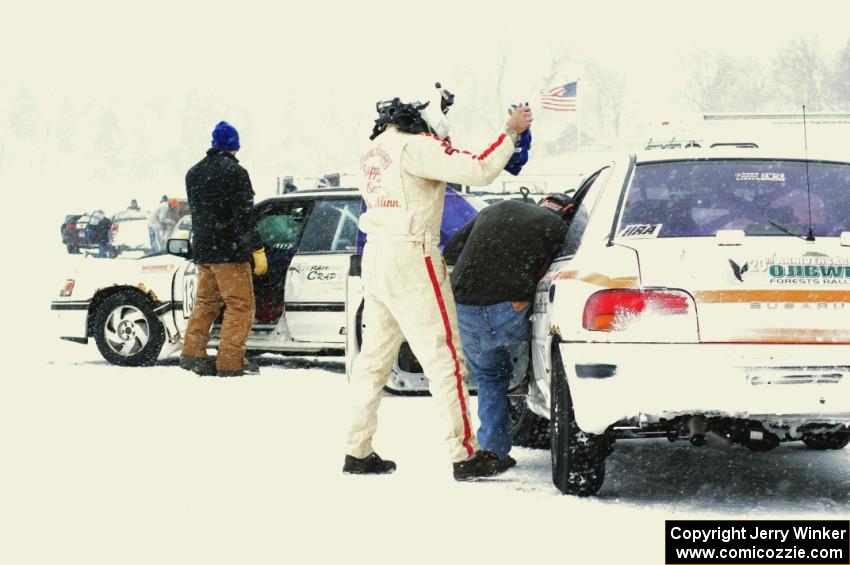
left=66, top=244, right=80, bottom=254
left=550, top=340, right=609, bottom=496
left=509, top=394, right=550, bottom=448
left=93, top=291, right=165, bottom=366
left=802, top=430, right=850, bottom=450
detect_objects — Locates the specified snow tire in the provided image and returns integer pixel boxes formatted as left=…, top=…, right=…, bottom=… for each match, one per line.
left=93, top=290, right=165, bottom=367
left=802, top=431, right=850, bottom=450
left=550, top=339, right=609, bottom=496
left=509, top=394, right=551, bottom=449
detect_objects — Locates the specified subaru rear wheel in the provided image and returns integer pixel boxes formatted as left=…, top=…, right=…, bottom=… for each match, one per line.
left=550, top=339, right=610, bottom=496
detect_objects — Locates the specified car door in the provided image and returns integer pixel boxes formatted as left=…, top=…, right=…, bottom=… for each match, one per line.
left=171, top=199, right=312, bottom=338
left=531, top=167, right=613, bottom=396
left=171, top=237, right=198, bottom=338
left=283, top=197, right=361, bottom=343
left=252, top=199, right=311, bottom=330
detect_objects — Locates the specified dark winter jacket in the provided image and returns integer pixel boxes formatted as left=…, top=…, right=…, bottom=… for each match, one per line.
left=185, top=148, right=262, bottom=263
left=443, top=200, right=568, bottom=305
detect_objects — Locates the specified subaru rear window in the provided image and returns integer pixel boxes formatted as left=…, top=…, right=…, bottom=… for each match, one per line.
left=619, top=160, right=850, bottom=238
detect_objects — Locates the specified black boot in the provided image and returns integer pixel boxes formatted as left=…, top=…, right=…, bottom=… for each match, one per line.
left=243, top=357, right=260, bottom=374
left=453, top=450, right=511, bottom=481
left=498, top=454, right=517, bottom=470
left=179, top=355, right=216, bottom=376
left=343, top=452, right=397, bottom=475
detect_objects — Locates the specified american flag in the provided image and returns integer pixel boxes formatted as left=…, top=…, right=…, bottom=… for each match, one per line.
left=540, top=81, right=577, bottom=112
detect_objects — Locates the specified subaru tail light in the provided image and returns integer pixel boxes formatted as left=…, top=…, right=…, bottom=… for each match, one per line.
left=583, top=289, right=692, bottom=331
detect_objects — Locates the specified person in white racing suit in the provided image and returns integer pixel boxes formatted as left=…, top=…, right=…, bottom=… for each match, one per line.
left=343, top=83, right=533, bottom=480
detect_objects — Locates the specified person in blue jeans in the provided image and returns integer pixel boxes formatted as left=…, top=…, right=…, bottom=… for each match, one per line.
left=443, top=194, right=575, bottom=463
left=455, top=300, right=531, bottom=457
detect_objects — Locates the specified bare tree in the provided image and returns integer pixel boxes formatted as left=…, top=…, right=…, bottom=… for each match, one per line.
left=683, top=49, right=771, bottom=113
left=771, top=36, right=830, bottom=110
left=537, top=50, right=581, bottom=155
left=826, top=38, right=850, bottom=110
left=585, top=61, right=626, bottom=142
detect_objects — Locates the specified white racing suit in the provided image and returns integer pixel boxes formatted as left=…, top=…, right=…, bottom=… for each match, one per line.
left=346, top=126, right=518, bottom=463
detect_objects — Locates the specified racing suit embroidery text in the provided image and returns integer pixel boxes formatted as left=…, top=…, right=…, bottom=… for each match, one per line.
left=360, top=145, right=398, bottom=208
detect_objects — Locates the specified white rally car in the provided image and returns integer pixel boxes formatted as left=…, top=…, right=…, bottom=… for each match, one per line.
left=527, top=149, right=850, bottom=495
left=52, top=190, right=363, bottom=365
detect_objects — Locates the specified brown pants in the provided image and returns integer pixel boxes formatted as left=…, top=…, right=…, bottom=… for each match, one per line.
left=181, top=262, right=255, bottom=372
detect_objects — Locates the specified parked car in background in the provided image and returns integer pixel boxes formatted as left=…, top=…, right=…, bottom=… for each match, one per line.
left=73, top=211, right=112, bottom=256
left=169, top=214, right=192, bottom=241
left=61, top=214, right=84, bottom=254
left=51, top=188, right=485, bottom=368
left=109, top=209, right=152, bottom=256
left=344, top=186, right=566, bottom=397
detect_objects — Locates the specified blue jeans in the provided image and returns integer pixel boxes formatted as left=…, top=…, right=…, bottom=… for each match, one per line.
left=149, top=227, right=160, bottom=253
left=456, top=301, right=530, bottom=457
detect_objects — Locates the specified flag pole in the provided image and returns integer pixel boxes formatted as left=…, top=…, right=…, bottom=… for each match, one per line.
left=575, top=78, right=581, bottom=150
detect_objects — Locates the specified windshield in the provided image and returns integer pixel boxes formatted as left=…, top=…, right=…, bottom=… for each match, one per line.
left=618, top=159, right=850, bottom=238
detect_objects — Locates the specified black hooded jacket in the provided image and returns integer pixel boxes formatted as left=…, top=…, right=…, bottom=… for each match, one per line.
left=185, top=148, right=262, bottom=264
left=443, top=200, right=568, bottom=305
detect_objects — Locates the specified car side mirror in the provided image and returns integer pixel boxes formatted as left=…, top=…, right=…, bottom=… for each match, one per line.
left=167, top=238, right=191, bottom=258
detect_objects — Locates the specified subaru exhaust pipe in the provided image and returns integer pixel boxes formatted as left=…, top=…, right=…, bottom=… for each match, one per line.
left=688, top=416, right=707, bottom=446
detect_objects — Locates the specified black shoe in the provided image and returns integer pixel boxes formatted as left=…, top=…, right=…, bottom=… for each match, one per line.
left=498, top=454, right=517, bottom=471
left=216, top=369, right=244, bottom=378
left=179, top=355, right=216, bottom=376
left=453, top=450, right=510, bottom=481
left=343, top=452, right=397, bottom=475
left=243, top=357, right=260, bottom=374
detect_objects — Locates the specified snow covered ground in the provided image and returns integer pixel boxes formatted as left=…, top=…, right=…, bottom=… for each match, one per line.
left=2, top=246, right=847, bottom=564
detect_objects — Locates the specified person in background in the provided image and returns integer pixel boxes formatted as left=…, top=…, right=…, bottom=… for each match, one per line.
left=153, top=195, right=175, bottom=250
left=179, top=121, right=268, bottom=377
left=343, top=82, right=533, bottom=481
left=443, top=193, right=575, bottom=464
left=127, top=199, right=141, bottom=211
left=147, top=196, right=165, bottom=252
left=88, top=209, right=113, bottom=258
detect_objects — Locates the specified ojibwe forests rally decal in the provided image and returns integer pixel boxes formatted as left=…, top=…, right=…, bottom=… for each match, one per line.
left=360, top=145, right=399, bottom=209
left=733, top=255, right=850, bottom=286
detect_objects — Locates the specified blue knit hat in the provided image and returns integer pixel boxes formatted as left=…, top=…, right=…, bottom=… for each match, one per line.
left=211, top=121, right=240, bottom=151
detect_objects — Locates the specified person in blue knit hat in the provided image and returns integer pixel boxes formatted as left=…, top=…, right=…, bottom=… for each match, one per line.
left=211, top=121, right=241, bottom=151
left=180, top=121, right=268, bottom=377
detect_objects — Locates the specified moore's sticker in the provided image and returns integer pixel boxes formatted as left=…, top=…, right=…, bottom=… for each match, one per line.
left=735, top=172, right=786, bottom=182
left=619, top=224, right=662, bottom=239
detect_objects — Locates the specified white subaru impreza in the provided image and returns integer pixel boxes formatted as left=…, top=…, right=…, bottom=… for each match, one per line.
left=525, top=149, right=850, bottom=495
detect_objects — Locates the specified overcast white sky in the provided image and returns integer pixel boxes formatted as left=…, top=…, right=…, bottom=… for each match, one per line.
left=3, top=0, right=850, bottom=215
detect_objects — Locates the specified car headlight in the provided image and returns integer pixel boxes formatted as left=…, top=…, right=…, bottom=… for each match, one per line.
left=60, top=279, right=75, bottom=297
